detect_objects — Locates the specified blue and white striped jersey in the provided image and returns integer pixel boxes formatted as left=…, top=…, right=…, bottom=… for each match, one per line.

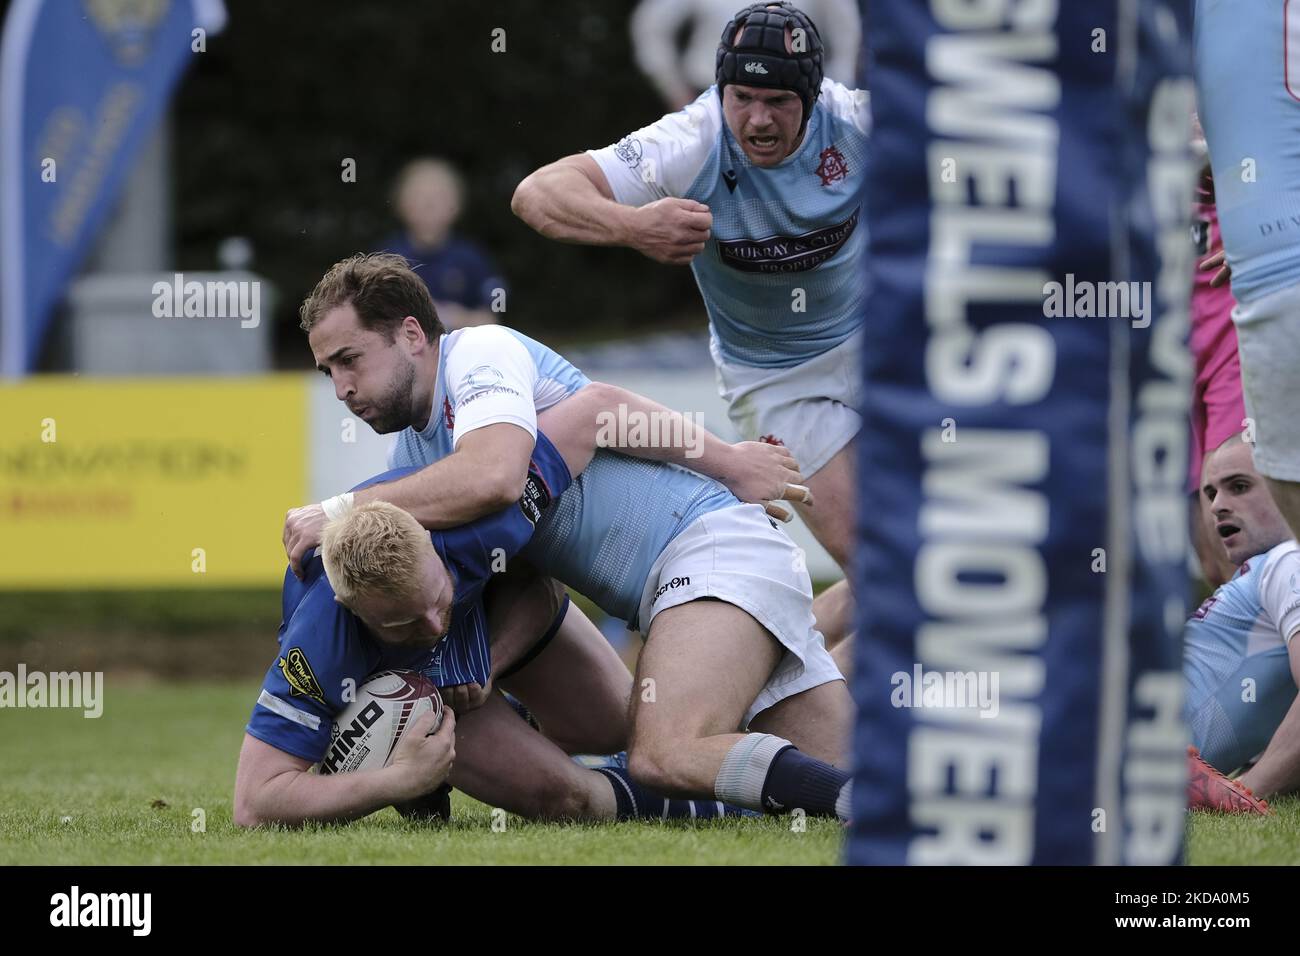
left=389, top=325, right=737, bottom=626
left=587, top=80, right=870, bottom=368
left=1184, top=540, right=1300, bottom=771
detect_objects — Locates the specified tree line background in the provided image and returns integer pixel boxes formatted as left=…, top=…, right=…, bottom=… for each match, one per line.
left=172, top=0, right=706, bottom=366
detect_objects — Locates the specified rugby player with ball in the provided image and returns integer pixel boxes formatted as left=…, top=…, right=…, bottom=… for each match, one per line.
left=239, top=388, right=785, bottom=825
left=282, top=252, right=855, bottom=822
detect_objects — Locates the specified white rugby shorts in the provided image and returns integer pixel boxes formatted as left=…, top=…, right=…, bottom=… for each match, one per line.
left=635, top=502, right=845, bottom=728
left=1233, top=281, right=1300, bottom=481
left=712, top=330, right=864, bottom=478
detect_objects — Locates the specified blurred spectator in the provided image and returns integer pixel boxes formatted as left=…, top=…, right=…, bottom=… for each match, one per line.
left=380, top=158, right=506, bottom=329
left=629, top=0, right=860, bottom=111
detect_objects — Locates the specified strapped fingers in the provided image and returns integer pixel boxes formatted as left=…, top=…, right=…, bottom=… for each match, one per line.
left=765, top=500, right=794, bottom=523
left=780, top=482, right=814, bottom=506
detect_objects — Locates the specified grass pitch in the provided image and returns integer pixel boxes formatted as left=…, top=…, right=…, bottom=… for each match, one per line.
left=0, top=680, right=842, bottom=865
left=1185, top=797, right=1300, bottom=865
left=0, top=582, right=1289, bottom=866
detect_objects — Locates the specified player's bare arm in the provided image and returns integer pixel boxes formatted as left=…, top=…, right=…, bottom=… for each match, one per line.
left=284, top=422, right=534, bottom=578
left=354, top=423, right=534, bottom=527
left=538, top=381, right=812, bottom=519
left=512, top=153, right=711, bottom=265
left=1235, top=628, right=1300, bottom=798
left=233, top=709, right=455, bottom=828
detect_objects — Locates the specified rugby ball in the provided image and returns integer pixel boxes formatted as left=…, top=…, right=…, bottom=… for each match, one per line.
left=318, top=670, right=442, bottom=775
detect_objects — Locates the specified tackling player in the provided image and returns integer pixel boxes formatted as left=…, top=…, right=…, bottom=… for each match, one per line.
left=511, top=1, right=869, bottom=649
left=237, top=430, right=746, bottom=826
left=282, top=252, right=855, bottom=821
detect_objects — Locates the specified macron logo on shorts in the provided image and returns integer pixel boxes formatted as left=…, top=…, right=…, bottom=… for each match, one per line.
left=653, top=576, right=691, bottom=604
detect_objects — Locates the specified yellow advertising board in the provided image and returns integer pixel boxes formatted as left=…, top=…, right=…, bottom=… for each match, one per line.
left=0, top=376, right=307, bottom=588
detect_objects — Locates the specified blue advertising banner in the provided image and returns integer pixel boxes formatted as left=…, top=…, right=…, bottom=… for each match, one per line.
left=0, top=0, right=225, bottom=375
left=851, top=0, right=1195, bottom=864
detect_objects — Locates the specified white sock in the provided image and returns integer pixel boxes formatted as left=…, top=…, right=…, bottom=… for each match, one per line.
left=714, top=733, right=793, bottom=812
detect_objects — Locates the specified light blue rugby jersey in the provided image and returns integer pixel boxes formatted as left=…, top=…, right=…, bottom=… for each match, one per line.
left=1184, top=540, right=1300, bottom=772
left=389, top=327, right=738, bottom=628
left=1195, top=0, right=1300, bottom=303
left=587, top=80, right=870, bottom=368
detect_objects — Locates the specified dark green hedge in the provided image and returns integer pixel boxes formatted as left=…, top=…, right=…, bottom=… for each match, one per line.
left=171, top=1, right=705, bottom=367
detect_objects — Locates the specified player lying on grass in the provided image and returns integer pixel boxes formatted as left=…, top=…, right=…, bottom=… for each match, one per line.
left=236, top=426, right=759, bottom=827
left=283, top=253, right=855, bottom=821
left=1185, top=434, right=1300, bottom=814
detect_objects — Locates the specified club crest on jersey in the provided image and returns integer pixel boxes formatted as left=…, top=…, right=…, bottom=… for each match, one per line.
left=461, top=364, right=504, bottom=392
left=279, top=648, right=325, bottom=704
left=816, top=144, right=849, bottom=186
left=614, top=136, right=643, bottom=168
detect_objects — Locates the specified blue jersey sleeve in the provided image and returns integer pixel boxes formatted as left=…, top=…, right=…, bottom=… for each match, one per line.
left=434, top=429, right=572, bottom=606
left=268, top=432, right=573, bottom=697
left=420, top=597, right=491, bottom=687
left=246, top=561, right=377, bottom=763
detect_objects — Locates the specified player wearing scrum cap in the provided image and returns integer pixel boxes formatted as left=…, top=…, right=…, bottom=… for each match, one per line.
left=511, top=1, right=869, bottom=653
left=282, top=252, right=855, bottom=822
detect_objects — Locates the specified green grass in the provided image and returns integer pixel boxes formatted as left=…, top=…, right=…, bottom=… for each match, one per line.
left=0, top=680, right=841, bottom=865
left=1185, top=798, right=1300, bottom=864
left=1, top=671, right=1281, bottom=866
